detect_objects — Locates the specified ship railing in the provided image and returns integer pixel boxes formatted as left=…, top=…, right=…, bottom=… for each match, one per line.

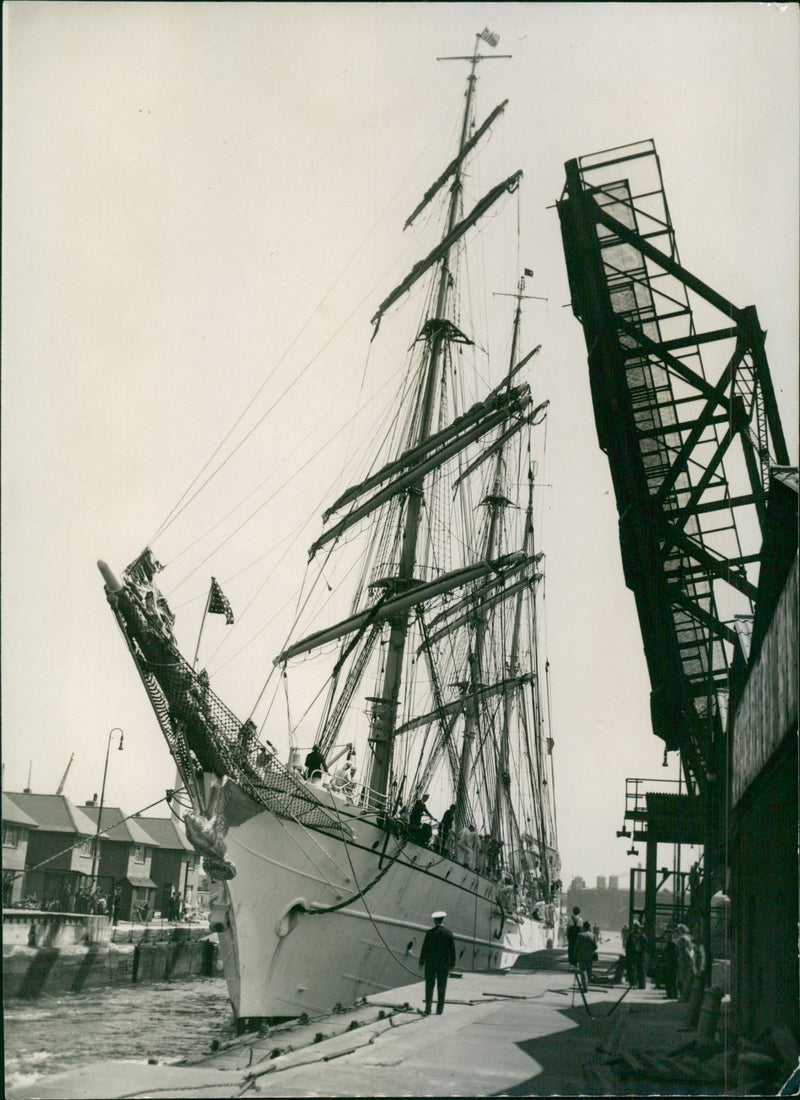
left=304, top=770, right=389, bottom=815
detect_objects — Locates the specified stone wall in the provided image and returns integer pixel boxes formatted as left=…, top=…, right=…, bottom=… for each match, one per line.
left=2, top=937, right=221, bottom=999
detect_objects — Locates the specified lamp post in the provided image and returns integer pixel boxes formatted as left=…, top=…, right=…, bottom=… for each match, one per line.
left=90, top=727, right=124, bottom=883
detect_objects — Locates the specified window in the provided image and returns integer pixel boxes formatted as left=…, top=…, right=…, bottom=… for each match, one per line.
left=2, top=826, right=20, bottom=848
left=133, top=846, right=146, bottom=864
left=78, top=838, right=94, bottom=859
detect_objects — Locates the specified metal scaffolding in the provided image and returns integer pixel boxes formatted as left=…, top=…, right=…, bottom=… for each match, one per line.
left=557, top=140, right=789, bottom=800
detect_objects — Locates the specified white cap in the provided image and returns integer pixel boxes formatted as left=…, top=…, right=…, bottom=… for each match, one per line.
left=432, top=911, right=446, bottom=920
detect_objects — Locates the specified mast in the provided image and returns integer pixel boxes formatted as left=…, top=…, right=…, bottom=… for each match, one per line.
left=488, top=281, right=528, bottom=840
left=366, top=37, right=490, bottom=807
left=453, top=463, right=504, bottom=827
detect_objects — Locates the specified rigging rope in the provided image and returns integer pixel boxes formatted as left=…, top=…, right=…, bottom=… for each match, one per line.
left=148, top=116, right=453, bottom=552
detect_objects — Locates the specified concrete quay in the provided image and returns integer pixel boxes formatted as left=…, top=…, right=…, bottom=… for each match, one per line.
left=8, top=939, right=754, bottom=1098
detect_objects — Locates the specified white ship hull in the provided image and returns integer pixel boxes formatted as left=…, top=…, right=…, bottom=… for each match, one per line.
left=204, top=777, right=554, bottom=1023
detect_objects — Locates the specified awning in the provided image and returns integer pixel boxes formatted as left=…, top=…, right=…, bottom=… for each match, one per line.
left=126, top=876, right=157, bottom=889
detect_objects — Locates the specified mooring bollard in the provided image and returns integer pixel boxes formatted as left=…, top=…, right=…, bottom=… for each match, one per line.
left=685, top=973, right=705, bottom=1028
left=696, top=986, right=723, bottom=1052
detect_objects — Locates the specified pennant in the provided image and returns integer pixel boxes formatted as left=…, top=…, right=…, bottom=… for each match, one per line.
left=208, top=578, right=234, bottom=624
left=479, top=27, right=500, bottom=48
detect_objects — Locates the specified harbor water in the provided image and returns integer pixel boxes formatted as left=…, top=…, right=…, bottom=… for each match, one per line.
left=3, top=976, right=233, bottom=1092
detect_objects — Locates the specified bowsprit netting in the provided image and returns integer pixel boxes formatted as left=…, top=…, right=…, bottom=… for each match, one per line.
left=106, top=549, right=348, bottom=835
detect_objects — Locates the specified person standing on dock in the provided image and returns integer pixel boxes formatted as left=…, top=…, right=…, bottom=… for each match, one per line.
left=661, top=925, right=679, bottom=999
left=575, top=920, right=597, bottom=991
left=566, top=906, right=581, bottom=965
left=625, top=919, right=647, bottom=988
left=676, top=923, right=695, bottom=1001
left=419, top=911, right=456, bottom=1015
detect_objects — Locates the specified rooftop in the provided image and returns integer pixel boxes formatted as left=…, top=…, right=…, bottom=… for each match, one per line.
left=2, top=792, right=38, bottom=829
left=4, top=792, right=96, bottom=836
left=80, top=804, right=158, bottom=846
left=134, top=815, right=193, bottom=851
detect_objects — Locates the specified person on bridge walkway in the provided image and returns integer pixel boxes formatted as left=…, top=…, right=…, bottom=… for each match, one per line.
left=419, top=911, right=456, bottom=1015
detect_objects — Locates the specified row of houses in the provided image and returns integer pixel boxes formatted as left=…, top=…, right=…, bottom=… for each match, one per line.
left=2, top=790, right=205, bottom=923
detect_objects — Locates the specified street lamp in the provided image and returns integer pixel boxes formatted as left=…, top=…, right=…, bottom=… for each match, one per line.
left=90, top=727, right=124, bottom=882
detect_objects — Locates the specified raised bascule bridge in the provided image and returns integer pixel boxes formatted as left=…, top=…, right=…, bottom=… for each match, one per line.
left=556, top=140, right=792, bottom=971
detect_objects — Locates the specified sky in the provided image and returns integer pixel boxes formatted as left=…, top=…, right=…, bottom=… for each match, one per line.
left=3, top=2, right=798, bottom=889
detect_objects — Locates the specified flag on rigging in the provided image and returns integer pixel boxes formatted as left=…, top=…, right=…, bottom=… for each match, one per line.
left=479, top=27, right=500, bottom=47
left=524, top=267, right=534, bottom=277
left=208, top=578, right=234, bottom=624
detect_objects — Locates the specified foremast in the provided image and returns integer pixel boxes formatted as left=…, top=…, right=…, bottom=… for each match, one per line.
left=366, top=37, right=509, bottom=808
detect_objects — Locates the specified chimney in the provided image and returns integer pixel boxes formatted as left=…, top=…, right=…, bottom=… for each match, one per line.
left=85, top=794, right=98, bottom=807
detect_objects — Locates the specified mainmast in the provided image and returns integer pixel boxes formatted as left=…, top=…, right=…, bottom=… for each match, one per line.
left=366, top=36, right=505, bottom=807
left=487, top=281, right=528, bottom=840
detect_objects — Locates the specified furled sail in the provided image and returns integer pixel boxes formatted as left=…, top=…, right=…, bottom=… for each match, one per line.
left=394, top=675, right=534, bottom=736
left=275, top=551, right=525, bottom=664
left=310, top=385, right=532, bottom=558
left=404, top=99, right=509, bottom=229
left=371, top=169, right=523, bottom=331
left=322, top=383, right=531, bottom=521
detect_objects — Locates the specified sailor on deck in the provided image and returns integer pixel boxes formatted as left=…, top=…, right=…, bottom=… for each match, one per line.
left=304, top=744, right=327, bottom=780
left=409, top=794, right=435, bottom=844
left=457, top=824, right=478, bottom=869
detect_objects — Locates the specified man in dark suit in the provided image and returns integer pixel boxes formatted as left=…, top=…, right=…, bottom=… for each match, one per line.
left=419, top=911, right=456, bottom=1015
left=304, top=744, right=327, bottom=779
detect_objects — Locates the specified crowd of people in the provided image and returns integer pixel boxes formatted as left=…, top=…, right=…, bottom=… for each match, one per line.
left=616, top=918, right=701, bottom=997
left=566, top=904, right=703, bottom=998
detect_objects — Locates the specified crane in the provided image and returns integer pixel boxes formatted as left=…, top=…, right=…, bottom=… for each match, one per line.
left=56, top=753, right=74, bottom=796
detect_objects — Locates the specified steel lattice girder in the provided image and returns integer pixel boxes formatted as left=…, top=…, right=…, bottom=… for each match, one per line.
left=557, top=140, right=789, bottom=782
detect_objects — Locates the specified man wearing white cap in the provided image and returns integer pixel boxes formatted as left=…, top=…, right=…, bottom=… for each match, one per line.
left=419, top=911, right=456, bottom=1015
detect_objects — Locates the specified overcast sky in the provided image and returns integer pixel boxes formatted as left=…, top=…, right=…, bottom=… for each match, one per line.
left=3, top=2, right=798, bottom=888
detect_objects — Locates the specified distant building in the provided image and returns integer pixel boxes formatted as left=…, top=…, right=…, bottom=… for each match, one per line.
left=566, top=872, right=651, bottom=930
left=2, top=792, right=38, bottom=904
left=135, top=815, right=200, bottom=917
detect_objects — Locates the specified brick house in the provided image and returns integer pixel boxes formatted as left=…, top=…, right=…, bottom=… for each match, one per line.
left=80, top=802, right=158, bottom=921
left=3, top=792, right=99, bottom=908
left=134, top=815, right=201, bottom=917
left=2, top=792, right=38, bottom=904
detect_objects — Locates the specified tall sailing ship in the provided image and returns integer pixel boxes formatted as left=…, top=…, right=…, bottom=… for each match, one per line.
left=99, top=32, right=561, bottom=1028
